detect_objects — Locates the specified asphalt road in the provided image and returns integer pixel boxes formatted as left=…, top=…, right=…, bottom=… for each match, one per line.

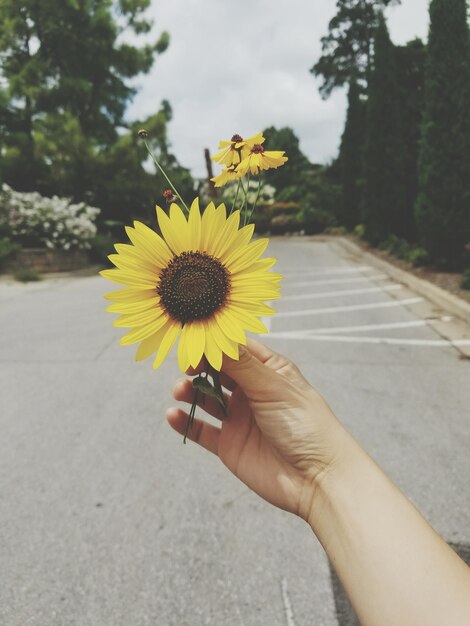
left=1, top=237, right=469, bottom=626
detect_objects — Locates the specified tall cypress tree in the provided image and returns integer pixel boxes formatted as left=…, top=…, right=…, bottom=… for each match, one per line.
left=338, top=79, right=366, bottom=229
left=415, top=0, right=470, bottom=268
left=393, top=39, right=426, bottom=241
left=362, top=13, right=404, bottom=244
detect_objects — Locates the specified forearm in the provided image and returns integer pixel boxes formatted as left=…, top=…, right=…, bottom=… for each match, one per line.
left=308, top=431, right=470, bottom=626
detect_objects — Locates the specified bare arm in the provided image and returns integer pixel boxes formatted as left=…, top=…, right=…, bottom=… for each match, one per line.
left=167, top=340, right=470, bottom=626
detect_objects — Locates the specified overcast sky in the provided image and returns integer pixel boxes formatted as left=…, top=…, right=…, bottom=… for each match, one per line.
left=128, top=0, right=429, bottom=178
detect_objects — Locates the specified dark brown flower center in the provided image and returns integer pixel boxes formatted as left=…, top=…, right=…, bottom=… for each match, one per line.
left=231, top=134, right=243, bottom=143
left=157, top=251, right=230, bottom=324
left=251, top=144, right=264, bottom=154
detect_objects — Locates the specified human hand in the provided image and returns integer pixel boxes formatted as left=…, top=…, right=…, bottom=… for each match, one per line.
left=167, top=339, right=349, bottom=521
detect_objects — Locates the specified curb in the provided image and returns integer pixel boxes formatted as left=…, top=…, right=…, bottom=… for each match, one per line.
left=332, top=237, right=470, bottom=326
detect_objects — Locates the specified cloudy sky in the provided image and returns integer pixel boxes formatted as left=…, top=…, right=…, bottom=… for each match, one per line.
left=128, top=0, right=429, bottom=178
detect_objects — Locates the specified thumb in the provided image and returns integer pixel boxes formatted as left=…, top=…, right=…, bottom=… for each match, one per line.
left=222, top=344, right=279, bottom=400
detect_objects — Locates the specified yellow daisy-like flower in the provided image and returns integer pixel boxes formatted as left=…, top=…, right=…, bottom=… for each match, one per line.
left=101, top=199, right=282, bottom=372
left=212, top=132, right=265, bottom=167
left=211, top=164, right=241, bottom=188
left=237, top=144, right=288, bottom=176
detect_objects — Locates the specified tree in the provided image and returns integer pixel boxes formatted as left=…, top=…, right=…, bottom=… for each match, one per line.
left=338, top=79, right=366, bottom=229
left=415, top=0, right=470, bottom=268
left=362, top=13, right=404, bottom=244
left=394, top=39, right=426, bottom=241
left=0, top=0, right=169, bottom=198
left=262, top=126, right=311, bottom=198
left=311, top=0, right=400, bottom=98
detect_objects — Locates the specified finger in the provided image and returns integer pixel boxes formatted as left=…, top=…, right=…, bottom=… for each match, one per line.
left=245, top=338, right=309, bottom=387
left=166, top=407, right=220, bottom=455
left=173, top=379, right=230, bottom=420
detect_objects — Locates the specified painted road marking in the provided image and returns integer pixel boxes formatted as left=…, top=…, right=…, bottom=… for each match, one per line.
left=287, top=319, right=434, bottom=336
left=282, top=284, right=402, bottom=302
left=275, top=297, right=423, bottom=318
left=280, top=266, right=373, bottom=277
left=284, top=274, right=387, bottom=289
left=268, top=333, right=470, bottom=347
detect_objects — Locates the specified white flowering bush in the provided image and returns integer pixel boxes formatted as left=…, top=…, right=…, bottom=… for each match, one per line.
left=220, top=181, right=276, bottom=206
left=0, top=184, right=100, bottom=250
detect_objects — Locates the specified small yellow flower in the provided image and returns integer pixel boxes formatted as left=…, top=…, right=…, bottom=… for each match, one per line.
left=211, top=165, right=241, bottom=188
left=237, top=144, right=288, bottom=176
left=212, top=132, right=265, bottom=167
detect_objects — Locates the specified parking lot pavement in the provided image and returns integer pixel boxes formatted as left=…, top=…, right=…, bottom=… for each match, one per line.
left=1, top=237, right=469, bottom=625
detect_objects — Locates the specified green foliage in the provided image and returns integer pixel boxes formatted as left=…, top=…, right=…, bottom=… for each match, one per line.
left=311, top=0, right=401, bottom=98
left=353, top=223, right=365, bottom=239
left=0, top=237, right=20, bottom=269
left=461, top=269, right=470, bottom=290
left=0, top=0, right=186, bottom=226
left=14, top=267, right=41, bottom=282
left=338, top=80, right=367, bottom=229
left=415, top=0, right=470, bottom=269
left=362, top=14, right=404, bottom=245
left=393, top=40, right=426, bottom=241
left=88, top=234, right=116, bottom=266
left=262, top=127, right=311, bottom=193
left=407, top=247, right=429, bottom=267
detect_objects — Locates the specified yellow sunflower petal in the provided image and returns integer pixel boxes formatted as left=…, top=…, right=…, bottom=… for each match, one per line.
left=225, top=238, right=269, bottom=274
left=229, top=300, right=276, bottom=316
left=186, top=321, right=206, bottom=369
left=106, top=297, right=160, bottom=314
left=108, top=254, right=158, bottom=279
left=219, top=223, right=255, bottom=264
left=100, top=269, right=156, bottom=288
left=203, top=204, right=227, bottom=256
left=135, top=323, right=171, bottom=361
left=156, top=205, right=187, bottom=255
left=211, top=210, right=240, bottom=259
left=215, top=310, right=246, bottom=345
left=177, top=325, right=191, bottom=372
left=204, top=322, right=223, bottom=371
left=229, top=307, right=268, bottom=334
left=120, top=314, right=169, bottom=346
left=104, top=288, right=156, bottom=302
left=153, top=322, right=181, bottom=369
left=207, top=319, right=240, bottom=360
left=188, top=198, right=202, bottom=250
left=114, top=244, right=161, bottom=272
left=113, top=306, right=165, bottom=329
left=125, top=223, right=172, bottom=267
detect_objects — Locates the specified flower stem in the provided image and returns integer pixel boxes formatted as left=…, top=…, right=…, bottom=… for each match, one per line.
left=246, top=175, right=262, bottom=225
left=242, top=173, right=251, bottom=226
left=143, top=139, right=190, bottom=214
left=230, top=179, right=242, bottom=215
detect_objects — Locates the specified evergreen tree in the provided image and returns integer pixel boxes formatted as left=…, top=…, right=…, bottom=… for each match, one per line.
left=311, top=0, right=400, bottom=98
left=0, top=0, right=169, bottom=198
left=415, top=0, right=470, bottom=268
left=338, top=79, right=366, bottom=229
left=362, top=13, right=404, bottom=244
left=393, top=40, right=426, bottom=241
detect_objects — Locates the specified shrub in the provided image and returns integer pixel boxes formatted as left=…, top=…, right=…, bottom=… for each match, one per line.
left=353, top=224, right=365, bottom=239
left=0, top=184, right=100, bottom=250
left=379, top=235, right=411, bottom=260
left=14, top=267, right=41, bottom=282
left=461, top=269, right=470, bottom=290
left=407, top=247, right=429, bottom=267
left=0, top=237, right=21, bottom=269
left=88, top=234, right=116, bottom=266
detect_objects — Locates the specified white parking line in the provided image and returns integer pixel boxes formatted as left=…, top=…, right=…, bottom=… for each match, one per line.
left=284, top=274, right=387, bottom=288
left=267, top=333, right=470, bottom=348
left=298, top=319, right=433, bottom=335
left=283, top=284, right=402, bottom=302
left=281, top=266, right=373, bottom=277
left=275, top=297, right=423, bottom=318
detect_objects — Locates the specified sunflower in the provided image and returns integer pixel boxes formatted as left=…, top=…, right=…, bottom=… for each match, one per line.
left=212, top=132, right=265, bottom=167
left=101, top=199, right=281, bottom=372
left=237, top=143, right=288, bottom=176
